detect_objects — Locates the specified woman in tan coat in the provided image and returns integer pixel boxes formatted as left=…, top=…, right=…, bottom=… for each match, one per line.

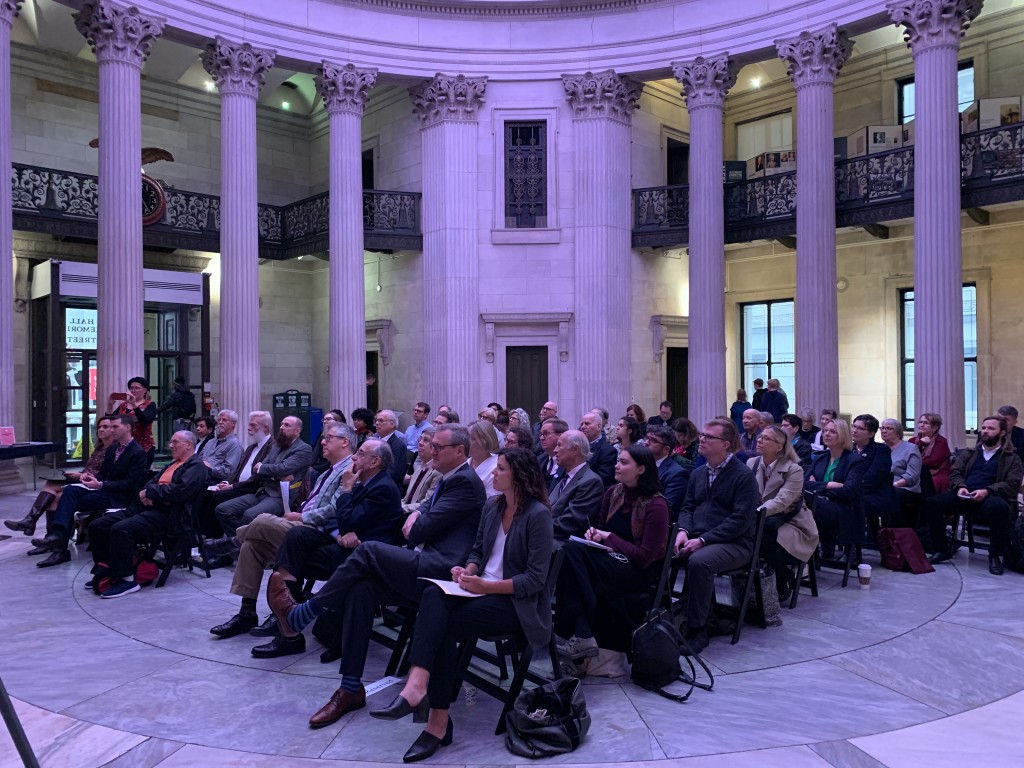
left=748, top=425, right=819, bottom=602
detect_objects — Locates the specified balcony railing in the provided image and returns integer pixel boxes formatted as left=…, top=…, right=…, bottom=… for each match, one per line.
left=10, top=163, right=422, bottom=258
left=632, top=121, right=1024, bottom=248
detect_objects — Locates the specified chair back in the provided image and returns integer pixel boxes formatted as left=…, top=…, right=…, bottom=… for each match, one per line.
left=647, top=523, right=679, bottom=621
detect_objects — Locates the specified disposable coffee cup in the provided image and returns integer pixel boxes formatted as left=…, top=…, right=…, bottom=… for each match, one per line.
left=858, top=563, right=871, bottom=587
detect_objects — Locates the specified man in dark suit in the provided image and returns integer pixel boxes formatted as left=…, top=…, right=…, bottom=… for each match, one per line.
left=851, top=414, right=896, bottom=534
left=373, top=409, right=408, bottom=489
left=214, top=415, right=313, bottom=537
left=674, top=418, right=759, bottom=654
left=646, top=425, right=688, bottom=516
left=997, top=405, right=1024, bottom=464
left=780, top=414, right=812, bottom=467
left=550, top=430, right=604, bottom=539
left=531, top=401, right=558, bottom=446
left=537, top=418, right=569, bottom=488
left=647, top=400, right=674, bottom=430
left=581, top=412, right=616, bottom=487
left=34, top=414, right=148, bottom=568
left=268, top=425, right=486, bottom=727
left=199, top=410, right=274, bottom=536
left=87, top=430, right=209, bottom=597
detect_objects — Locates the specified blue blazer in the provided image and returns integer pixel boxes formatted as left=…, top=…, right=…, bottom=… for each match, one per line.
left=657, top=457, right=687, bottom=517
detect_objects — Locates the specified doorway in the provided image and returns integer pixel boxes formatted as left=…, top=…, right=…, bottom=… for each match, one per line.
left=666, top=347, right=688, bottom=419
left=505, top=346, right=548, bottom=418
left=667, top=138, right=690, bottom=186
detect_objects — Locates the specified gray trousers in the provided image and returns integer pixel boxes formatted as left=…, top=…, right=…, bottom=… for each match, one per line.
left=215, top=492, right=284, bottom=537
left=680, top=540, right=751, bottom=632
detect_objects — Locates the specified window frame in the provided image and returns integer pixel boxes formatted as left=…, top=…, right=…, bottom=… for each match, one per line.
left=739, top=298, right=795, bottom=398
left=491, top=107, right=560, bottom=244
left=898, top=60, right=975, bottom=124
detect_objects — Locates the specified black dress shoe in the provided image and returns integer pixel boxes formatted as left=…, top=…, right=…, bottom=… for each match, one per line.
left=26, top=545, right=51, bottom=556
left=989, top=555, right=1005, bottom=576
left=369, top=693, right=430, bottom=723
left=320, top=647, right=341, bottom=664
left=929, top=548, right=955, bottom=565
left=210, top=613, right=259, bottom=638
left=251, top=633, right=306, bottom=658
left=250, top=615, right=279, bottom=637
left=30, top=533, right=60, bottom=550
left=36, top=549, right=70, bottom=568
left=403, top=718, right=453, bottom=763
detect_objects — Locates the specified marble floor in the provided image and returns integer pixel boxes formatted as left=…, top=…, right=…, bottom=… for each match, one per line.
left=2, top=484, right=1024, bottom=768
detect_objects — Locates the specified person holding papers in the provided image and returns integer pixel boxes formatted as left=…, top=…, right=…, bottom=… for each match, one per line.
left=367, top=447, right=553, bottom=763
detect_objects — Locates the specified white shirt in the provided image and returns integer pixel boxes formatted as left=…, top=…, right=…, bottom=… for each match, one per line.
left=475, top=453, right=500, bottom=497
left=238, top=432, right=271, bottom=483
left=482, top=523, right=508, bottom=581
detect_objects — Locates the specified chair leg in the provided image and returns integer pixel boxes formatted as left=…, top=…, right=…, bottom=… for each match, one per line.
left=840, top=546, right=856, bottom=588
left=385, top=620, right=415, bottom=677
left=789, top=561, right=803, bottom=609
left=495, top=640, right=510, bottom=681
left=808, top=554, right=819, bottom=597
left=547, top=635, right=561, bottom=680
left=732, top=567, right=757, bottom=644
left=495, top=646, right=534, bottom=736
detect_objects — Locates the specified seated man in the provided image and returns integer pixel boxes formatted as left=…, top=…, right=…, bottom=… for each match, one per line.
left=201, top=409, right=244, bottom=483
left=537, top=418, right=569, bottom=487
left=213, top=415, right=312, bottom=543
left=739, top=409, right=762, bottom=453
left=550, top=430, right=604, bottom=540
left=646, top=425, right=687, bottom=516
left=927, top=415, right=1024, bottom=575
left=87, top=430, right=208, bottom=597
left=267, top=425, right=485, bottom=727
left=34, top=414, right=148, bottom=568
left=779, top=413, right=812, bottom=467
left=199, top=410, right=273, bottom=536
left=674, top=418, right=758, bottom=654
left=580, top=412, right=616, bottom=487
left=851, top=413, right=896, bottom=535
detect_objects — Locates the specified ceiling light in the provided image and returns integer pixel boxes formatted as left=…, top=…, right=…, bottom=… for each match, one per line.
left=281, top=101, right=290, bottom=111
left=751, top=76, right=762, bottom=89
left=205, top=80, right=216, bottom=92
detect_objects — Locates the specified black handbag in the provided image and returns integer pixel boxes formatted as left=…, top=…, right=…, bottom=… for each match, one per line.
left=631, top=609, right=714, bottom=702
left=504, top=677, right=591, bottom=758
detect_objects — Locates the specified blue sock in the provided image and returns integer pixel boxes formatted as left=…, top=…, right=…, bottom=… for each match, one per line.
left=340, top=675, right=361, bottom=693
left=287, top=598, right=323, bottom=633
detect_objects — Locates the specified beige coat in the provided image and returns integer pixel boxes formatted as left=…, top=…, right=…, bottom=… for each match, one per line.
left=747, top=456, right=819, bottom=563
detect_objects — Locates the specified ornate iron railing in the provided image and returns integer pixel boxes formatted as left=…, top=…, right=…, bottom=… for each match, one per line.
left=10, top=163, right=421, bottom=258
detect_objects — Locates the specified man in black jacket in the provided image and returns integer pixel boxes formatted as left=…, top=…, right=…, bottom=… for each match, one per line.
left=674, top=418, right=759, bottom=653
left=373, top=409, right=408, bottom=489
left=780, top=414, right=812, bottom=467
left=581, top=411, right=617, bottom=487
left=268, top=425, right=486, bottom=727
left=851, top=414, right=896, bottom=533
left=34, top=414, right=148, bottom=568
left=88, top=430, right=209, bottom=597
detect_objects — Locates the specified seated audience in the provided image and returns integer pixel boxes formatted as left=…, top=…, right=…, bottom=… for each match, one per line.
left=625, top=403, right=648, bottom=435
left=880, top=418, right=923, bottom=527
left=671, top=417, right=699, bottom=467
left=351, top=407, right=375, bottom=446
left=310, top=410, right=346, bottom=477
left=797, top=407, right=820, bottom=445
left=200, top=411, right=273, bottom=536
left=804, top=419, right=865, bottom=561
left=507, top=407, right=531, bottom=432
left=739, top=408, right=762, bottom=453
left=468, top=419, right=500, bottom=497
left=674, top=418, right=758, bottom=653
left=403, top=428, right=442, bottom=515
left=580, top=411, right=618, bottom=487
left=647, top=400, right=673, bottom=429
left=202, top=409, right=244, bottom=483
left=997, top=404, right=1024, bottom=464
left=403, top=402, right=431, bottom=452
left=926, top=415, right=1024, bottom=575
left=910, top=412, right=951, bottom=494
left=809, top=409, right=837, bottom=454
left=433, top=409, right=459, bottom=426
left=373, top=410, right=409, bottom=488
left=759, top=411, right=774, bottom=427
left=537, top=418, right=569, bottom=485
left=194, top=416, right=216, bottom=455
left=851, top=414, right=896, bottom=536
left=614, top=415, right=643, bottom=452
left=750, top=426, right=819, bottom=602
left=477, top=407, right=505, bottom=449
left=556, top=444, right=669, bottom=661
left=730, top=389, right=751, bottom=435
left=549, top=430, right=604, bottom=540
left=367, top=447, right=553, bottom=763
left=646, top=425, right=687, bottom=516
left=504, top=425, right=533, bottom=451
left=779, top=413, right=812, bottom=467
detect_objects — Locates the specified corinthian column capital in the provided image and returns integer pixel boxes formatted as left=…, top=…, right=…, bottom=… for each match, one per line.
left=410, top=73, right=487, bottom=126
left=74, top=0, right=164, bottom=68
left=672, top=54, right=738, bottom=110
left=202, top=36, right=276, bottom=99
left=776, top=24, right=853, bottom=88
left=561, top=70, right=641, bottom=123
left=0, top=1, right=24, bottom=28
left=316, top=62, right=378, bottom=116
left=887, top=0, right=983, bottom=54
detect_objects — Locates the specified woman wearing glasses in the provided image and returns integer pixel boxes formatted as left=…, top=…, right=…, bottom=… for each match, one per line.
left=804, top=418, right=865, bottom=561
left=368, top=447, right=553, bottom=762
left=750, top=425, right=818, bottom=601
left=468, top=420, right=501, bottom=498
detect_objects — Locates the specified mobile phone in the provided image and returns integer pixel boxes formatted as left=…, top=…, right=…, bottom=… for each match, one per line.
left=112, top=392, right=128, bottom=399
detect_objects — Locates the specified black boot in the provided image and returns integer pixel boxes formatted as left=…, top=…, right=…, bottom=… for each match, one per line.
left=4, top=492, right=56, bottom=536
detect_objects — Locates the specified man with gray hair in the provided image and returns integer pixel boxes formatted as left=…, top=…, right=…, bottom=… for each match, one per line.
left=550, top=429, right=604, bottom=540
left=202, top=409, right=244, bottom=482
left=373, top=409, right=408, bottom=488
left=88, top=430, right=208, bottom=599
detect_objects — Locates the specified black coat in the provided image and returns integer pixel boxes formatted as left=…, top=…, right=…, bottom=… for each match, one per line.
left=587, top=434, right=617, bottom=487
left=142, top=453, right=210, bottom=525
left=407, top=462, right=486, bottom=576
left=678, top=458, right=759, bottom=549
left=385, top=433, right=409, bottom=490
left=334, top=471, right=403, bottom=545
left=98, top=440, right=149, bottom=506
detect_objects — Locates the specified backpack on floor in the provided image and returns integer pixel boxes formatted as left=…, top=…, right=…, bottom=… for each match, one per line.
left=630, top=609, right=714, bottom=702
left=1004, top=515, right=1024, bottom=574
left=878, top=528, right=934, bottom=574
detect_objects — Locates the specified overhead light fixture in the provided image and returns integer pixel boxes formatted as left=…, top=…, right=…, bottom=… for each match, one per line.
left=205, top=80, right=216, bottom=92
left=281, top=101, right=290, bottom=111
left=751, top=76, right=762, bottom=89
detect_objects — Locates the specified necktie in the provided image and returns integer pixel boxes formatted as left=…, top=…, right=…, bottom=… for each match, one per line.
left=427, top=478, right=446, bottom=508
left=406, top=467, right=429, bottom=503
left=547, top=456, right=556, bottom=475
left=302, top=467, right=335, bottom=512
left=558, top=473, right=570, bottom=492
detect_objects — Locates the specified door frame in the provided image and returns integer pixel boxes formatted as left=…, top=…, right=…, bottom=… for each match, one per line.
left=482, top=312, right=572, bottom=409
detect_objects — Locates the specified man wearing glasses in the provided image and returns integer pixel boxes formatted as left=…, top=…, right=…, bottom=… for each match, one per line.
left=267, top=425, right=486, bottom=727
left=646, top=425, right=687, bottom=516
left=374, top=409, right=409, bottom=489
left=404, top=402, right=432, bottom=453
left=674, top=418, right=758, bottom=654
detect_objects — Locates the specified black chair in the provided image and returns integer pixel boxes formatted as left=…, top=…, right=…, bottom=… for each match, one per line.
left=788, top=551, right=818, bottom=609
left=155, top=496, right=211, bottom=588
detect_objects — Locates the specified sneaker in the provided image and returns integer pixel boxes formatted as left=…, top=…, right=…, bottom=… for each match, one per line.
left=101, top=580, right=141, bottom=599
left=556, top=635, right=599, bottom=661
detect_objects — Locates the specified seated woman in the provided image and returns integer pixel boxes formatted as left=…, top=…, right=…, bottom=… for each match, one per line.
left=368, top=448, right=553, bottom=763
left=804, top=418, right=865, bottom=561
left=107, top=377, right=157, bottom=466
left=468, top=420, right=500, bottom=497
left=553, top=444, right=669, bottom=662
left=749, top=426, right=818, bottom=601
left=671, top=417, right=699, bottom=467
left=809, top=408, right=838, bottom=454
left=910, top=412, right=951, bottom=495
left=881, top=418, right=923, bottom=527
left=507, top=407, right=531, bottom=432
left=402, top=427, right=441, bottom=516
left=614, top=415, right=643, bottom=452
left=625, top=403, right=647, bottom=436
left=504, top=425, right=534, bottom=451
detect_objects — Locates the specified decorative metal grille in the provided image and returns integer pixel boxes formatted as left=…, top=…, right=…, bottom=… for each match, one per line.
left=505, top=121, right=547, bottom=228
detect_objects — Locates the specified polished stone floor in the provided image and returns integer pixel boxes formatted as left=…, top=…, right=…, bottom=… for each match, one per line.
left=2, top=484, right=1024, bottom=768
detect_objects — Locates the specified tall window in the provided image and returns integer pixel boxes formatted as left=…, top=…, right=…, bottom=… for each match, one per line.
left=504, top=121, right=547, bottom=228
left=736, top=111, right=792, bottom=162
left=740, top=300, right=795, bottom=398
left=900, top=285, right=978, bottom=431
left=898, top=62, right=974, bottom=124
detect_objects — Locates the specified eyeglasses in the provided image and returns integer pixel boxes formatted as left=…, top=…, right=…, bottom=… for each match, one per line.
left=323, top=416, right=337, bottom=422
left=698, top=432, right=729, bottom=442
left=756, top=435, right=785, bottom=446
left=322, top=434, right=344, bottom=442
left=646, top=437, right=665, bottom=447
left=430, top=442, right=455, bottom=452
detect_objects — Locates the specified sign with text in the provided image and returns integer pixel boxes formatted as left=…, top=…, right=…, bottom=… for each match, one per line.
left=66, top=308, right=97, bottom=350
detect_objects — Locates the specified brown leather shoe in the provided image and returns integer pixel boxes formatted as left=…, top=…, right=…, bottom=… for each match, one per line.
left=309, top=686, right=366, bottom=728
left=267, top=571, right=298, bottom=636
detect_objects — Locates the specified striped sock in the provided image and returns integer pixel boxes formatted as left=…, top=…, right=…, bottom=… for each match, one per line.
left=340, top=675, right=361, bottom=693
left=287, top=598, right=323, bottom=633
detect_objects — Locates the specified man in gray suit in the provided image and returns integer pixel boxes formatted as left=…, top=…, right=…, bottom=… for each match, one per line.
left=214, top=415, right=313, bottom=537
left=550, top=430, right=604, bottom=540
left=202, top=409, right=244, bottom=482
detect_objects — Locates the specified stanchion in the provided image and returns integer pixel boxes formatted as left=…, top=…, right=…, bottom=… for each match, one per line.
left=0, top=674, right=40, bottom=768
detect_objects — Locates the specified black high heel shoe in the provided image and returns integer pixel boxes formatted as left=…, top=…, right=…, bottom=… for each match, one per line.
left=403, top=718, right=453, bottom=763
left=369, top=693, right=430, bottom=723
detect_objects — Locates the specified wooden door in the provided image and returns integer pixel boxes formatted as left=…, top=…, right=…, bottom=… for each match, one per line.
left=505, top=346, right=548, bottom=418
left=666, top=346, right=688, bottom=418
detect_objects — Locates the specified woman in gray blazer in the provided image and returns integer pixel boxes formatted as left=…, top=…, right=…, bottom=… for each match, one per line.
left=369, top=447, right=553, bottom=762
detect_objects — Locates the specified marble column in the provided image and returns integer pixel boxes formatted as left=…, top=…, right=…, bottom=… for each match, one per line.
left=202, top=38, right=274, bottom=421
left=562, top=70, right=641, bottom=416
left=672, top=56, right=737, bottom=427
left=411, top=74, right=486, bottom=416
left=777, top=25, right=852, bottom=416
left=889, top=0, right=982, bottom=447
left=316, top=62, right=377, bottom=413
left=74, top=0, right=163, bottom=407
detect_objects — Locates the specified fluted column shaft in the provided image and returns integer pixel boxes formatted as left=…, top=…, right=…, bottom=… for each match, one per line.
left=778, top=25, right=852, bottom=415
left=889, top=0, right=982, bottom=446
left=317, top=63, right=377, bottom=413
left=563, top=71, right=640, bottom=415
left=203, top=38, right=275, bottom=420
left=0, top=2, right=22, bottom=430
left=673, top=56, right=736, bottom=426
left=412, top=74, right=486, bottom=416
left=75, top=1, right=163, bottom=404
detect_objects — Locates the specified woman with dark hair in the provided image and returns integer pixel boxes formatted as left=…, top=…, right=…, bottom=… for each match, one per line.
left=671, top=416, right=700, bottom=466
left=625, top=404, right=647, bottom=435
left=369, top=448, right=553, bottom=762
left=730, top=388, right=752, bottom=435
left=614, top=415, right=643, bottom=452
left=553, top=444, right=669, bottom=662
left=107, top=376, right=157, bottom=464
left=504, top=425, right=534, bottom=451
left=910, top=412, right=951, bottom=494
left=310, top=409, right=347, bottom=477
left=350, top=407, right=375, bottom=447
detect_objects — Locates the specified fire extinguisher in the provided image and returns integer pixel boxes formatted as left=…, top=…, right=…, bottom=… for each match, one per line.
left=203, top=389, right=214, bottom=414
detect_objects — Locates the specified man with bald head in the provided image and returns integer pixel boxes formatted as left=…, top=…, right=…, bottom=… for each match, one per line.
left=550, top=430, right=604, bottom=539
left=373, top=409, right=408, bottom=488
left=580, top=411, right=617, bottom=487
left=88, top=430, right=209, bottom=598
left=533, top=401, right=558, bottom=444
